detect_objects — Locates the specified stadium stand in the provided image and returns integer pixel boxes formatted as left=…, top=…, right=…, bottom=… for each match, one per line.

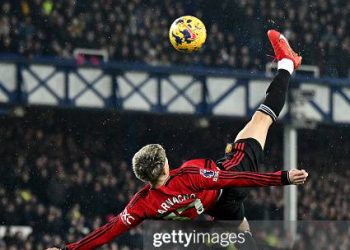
left=0, top=0, right=349, bottom=77
left=1, top=0, right=350, bottom=249
left=0, top=109, right=349, bottom=249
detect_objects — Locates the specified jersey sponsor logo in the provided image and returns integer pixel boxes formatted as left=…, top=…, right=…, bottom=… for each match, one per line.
left=121, top=208, right=135, bottom=225
left=200, top=169, right=219, bottom=181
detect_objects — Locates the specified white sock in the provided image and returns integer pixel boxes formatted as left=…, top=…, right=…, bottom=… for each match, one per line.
left=277, top=58, right=294, bottom=75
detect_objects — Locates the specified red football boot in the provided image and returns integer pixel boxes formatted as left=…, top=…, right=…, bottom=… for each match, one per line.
left=267, top=29, right=302, bottom=69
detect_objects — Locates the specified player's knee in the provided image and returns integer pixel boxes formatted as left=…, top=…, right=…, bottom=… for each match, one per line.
left=238, top=217, right=250, bottom=232
left=251, top=111, right=273, bottom=127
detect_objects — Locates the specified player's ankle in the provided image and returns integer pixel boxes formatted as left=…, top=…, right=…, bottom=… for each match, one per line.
left=277, top=58, right=294, bottom=75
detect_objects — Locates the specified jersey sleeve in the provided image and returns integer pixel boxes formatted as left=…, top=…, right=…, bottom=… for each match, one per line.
left=65, top=199, right=145, bottom=249
left=186, top=164, right=291, bottom=191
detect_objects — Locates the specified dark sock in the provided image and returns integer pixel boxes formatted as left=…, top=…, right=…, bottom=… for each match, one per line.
left=235, top=231, right=258, bottom=250
left=257, top=69, right=291, bottom=121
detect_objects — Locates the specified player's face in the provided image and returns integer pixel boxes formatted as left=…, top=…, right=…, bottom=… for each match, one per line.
left=163, top=158, right=170, bottom=175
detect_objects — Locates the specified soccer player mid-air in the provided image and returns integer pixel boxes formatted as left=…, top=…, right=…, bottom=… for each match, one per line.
left=47, top=30, right=308, bottom=250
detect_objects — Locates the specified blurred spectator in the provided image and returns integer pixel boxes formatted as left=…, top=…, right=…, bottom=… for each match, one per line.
left=0, top=109, right=349, bottom=249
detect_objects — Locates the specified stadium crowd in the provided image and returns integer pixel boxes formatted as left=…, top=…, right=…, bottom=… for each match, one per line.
left=0, top=110, right=350, bottom=249
left=0, top=0, right=349, bottom=77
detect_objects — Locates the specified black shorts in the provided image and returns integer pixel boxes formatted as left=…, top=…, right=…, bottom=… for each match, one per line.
left=206, top=138, right=264, bottom=222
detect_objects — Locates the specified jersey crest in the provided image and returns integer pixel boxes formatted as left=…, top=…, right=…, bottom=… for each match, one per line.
left=225, top=143, right=233, bottom=154
left=200, top=169, right=217, bottom=179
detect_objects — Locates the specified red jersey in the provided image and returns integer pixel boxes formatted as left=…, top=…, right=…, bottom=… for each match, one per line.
left=65, top=159, right=290, bottom=250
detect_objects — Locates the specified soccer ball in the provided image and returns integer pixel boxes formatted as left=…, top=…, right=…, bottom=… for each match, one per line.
left=169, top=16, right=207, bottom=53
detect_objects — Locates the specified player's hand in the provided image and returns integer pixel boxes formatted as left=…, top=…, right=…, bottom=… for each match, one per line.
left=288, top=169, right=308, bottom=185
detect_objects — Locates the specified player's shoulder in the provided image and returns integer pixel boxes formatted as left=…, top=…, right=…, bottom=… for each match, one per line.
left=170, top=158, right=217, bottom=176
left=128, top=183, right=151, bottom=208
left=181, top=158, right=217, bottom=169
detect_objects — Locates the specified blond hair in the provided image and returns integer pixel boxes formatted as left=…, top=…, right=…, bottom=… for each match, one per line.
left=132, top=144, right=166, bottom=182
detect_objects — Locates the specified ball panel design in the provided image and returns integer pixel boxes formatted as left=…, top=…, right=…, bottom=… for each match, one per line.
left=169, top=16, right=207, bottom=53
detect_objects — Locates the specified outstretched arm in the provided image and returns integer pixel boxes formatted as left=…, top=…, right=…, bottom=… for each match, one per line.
left=64, top=215, right=131, bottom=250
left=189, top=167, right=308, bottom=191
left=46, top=205, right=144, bottom=250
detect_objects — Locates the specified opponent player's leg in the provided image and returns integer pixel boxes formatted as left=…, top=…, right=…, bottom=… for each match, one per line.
left=235, top=217, right=258, bottom=250
left=206, top=202, right=257, bottom=250
left=235, top=30, right=302, bottom=149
